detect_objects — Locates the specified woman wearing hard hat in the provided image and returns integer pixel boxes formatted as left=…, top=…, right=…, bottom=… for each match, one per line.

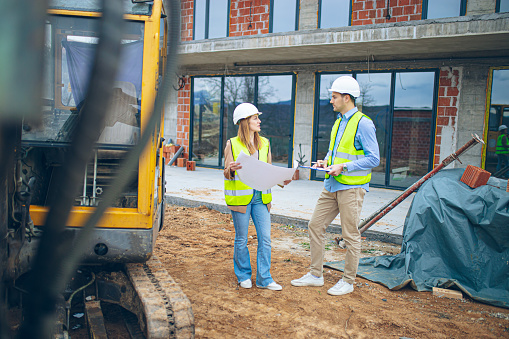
left=223, top=103, right=289, bottom=291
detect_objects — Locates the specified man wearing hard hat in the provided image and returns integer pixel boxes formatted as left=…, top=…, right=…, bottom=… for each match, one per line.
left=292, top=76, right=380, bottom=296
left=496, top=124, right=509, bottom=177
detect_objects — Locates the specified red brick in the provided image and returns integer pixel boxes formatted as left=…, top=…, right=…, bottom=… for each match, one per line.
left=392, top=6, right=403, bottom=16
left=447, top=87, right=459, bottom=96
left=437, top=117, right=449, bottom=126
left=440, top=78, right=452, bottom=87
left=445, top=107, right=457, bottom=116
left=460, top=165, right=491, bottom=188
left=438, top=97, right=451, bottom=107
left=186, top=160, right=196, bottom=171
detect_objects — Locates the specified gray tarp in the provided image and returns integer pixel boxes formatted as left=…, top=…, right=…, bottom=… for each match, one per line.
left=325, top=169, right=509, bottom=308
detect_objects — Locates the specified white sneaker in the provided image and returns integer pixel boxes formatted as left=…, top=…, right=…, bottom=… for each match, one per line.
left=327, top=279, right=353, bottom=296
left=239, top=279, right=252, bottom=289
left=256, top=282, right=282, bottom=291
left=290, top=272, right=324, bottom=287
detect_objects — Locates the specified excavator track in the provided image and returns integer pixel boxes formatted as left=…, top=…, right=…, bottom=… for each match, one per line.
left=125, top=255, right=194, bottom=338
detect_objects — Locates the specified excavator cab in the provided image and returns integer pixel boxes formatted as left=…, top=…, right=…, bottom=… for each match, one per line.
left=1, top=1, right=194, bottom=337
left=21, top=1, right=166, bottom=263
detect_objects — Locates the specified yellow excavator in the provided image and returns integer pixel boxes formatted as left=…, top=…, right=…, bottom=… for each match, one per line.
left=0, top=0, right=194, bottom=337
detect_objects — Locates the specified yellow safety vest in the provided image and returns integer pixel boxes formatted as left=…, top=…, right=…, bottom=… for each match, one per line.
left=496, top=134, right=509, bottom=154
left=224, top=136, right=272, bottom=206
left=324, top=111, right=372, bottom=185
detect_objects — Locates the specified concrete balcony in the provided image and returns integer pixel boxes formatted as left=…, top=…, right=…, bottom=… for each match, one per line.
left=179, top=13, right=509, bottom=69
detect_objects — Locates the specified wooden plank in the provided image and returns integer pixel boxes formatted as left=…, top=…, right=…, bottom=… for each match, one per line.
left=85, top=300, right=108, bottom=339
left=432, top=287, right=463, bottom=300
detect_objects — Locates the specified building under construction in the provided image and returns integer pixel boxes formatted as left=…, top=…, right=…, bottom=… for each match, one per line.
left=164, top=0, right=509, bottom=189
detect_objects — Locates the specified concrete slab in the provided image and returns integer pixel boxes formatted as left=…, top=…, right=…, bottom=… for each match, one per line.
left=165, top=166, right=415, bottom=244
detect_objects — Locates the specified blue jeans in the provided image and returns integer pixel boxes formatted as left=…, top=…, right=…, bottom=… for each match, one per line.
left=231, top=191, right=274, bottom=287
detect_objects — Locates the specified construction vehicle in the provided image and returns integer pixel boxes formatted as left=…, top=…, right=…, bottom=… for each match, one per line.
left=0, top=0, right=194, bottom=337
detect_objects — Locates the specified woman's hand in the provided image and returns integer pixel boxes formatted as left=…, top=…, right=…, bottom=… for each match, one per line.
left=283, top=180, right=292, bottom=185
left=229, top=161, right=242, bottom=172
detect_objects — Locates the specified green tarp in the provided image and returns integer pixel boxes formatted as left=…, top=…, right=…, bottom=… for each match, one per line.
left=325, top=169, right=509, bottom=308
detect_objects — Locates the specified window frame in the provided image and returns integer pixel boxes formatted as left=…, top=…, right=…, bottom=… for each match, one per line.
left=190, top=73, right=296, bottom=169
left=269, top=0, right=299, bottom=33
left=312, top=69, right=439, bottom=190
left=421, top=0, right=467, bottom=20
left=317, top=0, right=352, bottom=29
left=193, top=0, right=230, bottom=40
left=496, top=0, right=509, bottom=13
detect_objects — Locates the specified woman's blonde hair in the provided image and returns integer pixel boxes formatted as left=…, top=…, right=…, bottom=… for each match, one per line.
left=237, top=115, right=261, bottom=154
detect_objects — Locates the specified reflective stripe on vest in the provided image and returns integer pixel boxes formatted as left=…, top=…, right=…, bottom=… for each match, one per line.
left=324, top=111, right=372, bottom=185
left=496, top=134, right=509, bottom=154
left=224, top=136, right=272, bottom=206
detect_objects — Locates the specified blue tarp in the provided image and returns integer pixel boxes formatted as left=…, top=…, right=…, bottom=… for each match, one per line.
left=325, top=169, right=509, bottom=308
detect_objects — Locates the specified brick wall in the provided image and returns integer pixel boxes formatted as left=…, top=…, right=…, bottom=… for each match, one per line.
left=181, top=0, right=193, bottom=42
left=176, top=76, right=191, bottom=159
left=230, top=0, right=270, bottom=37
left=351, top=0, right=422, bottom=26
left=391, top=109, right=433, bottom=174
left=434, top=67, right=461, bottom=167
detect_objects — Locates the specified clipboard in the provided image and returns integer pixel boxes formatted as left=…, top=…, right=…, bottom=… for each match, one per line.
left=299, top=165, right=330, bottom=172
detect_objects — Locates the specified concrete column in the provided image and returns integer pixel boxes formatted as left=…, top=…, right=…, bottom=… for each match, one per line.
left=299, top=0, right=319, bottom=31
left=164, top=83, right=179, bottom=145
left=293, top=71, right=315, bottom=180
left=455, top=64, right=490, bottom=168
left=467, top=0, right=496, bottom=16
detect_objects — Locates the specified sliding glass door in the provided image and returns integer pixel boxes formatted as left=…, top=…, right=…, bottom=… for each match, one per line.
left=313, top=71, right=437, bottom=189
left=191, top=74, right=295, bottom=168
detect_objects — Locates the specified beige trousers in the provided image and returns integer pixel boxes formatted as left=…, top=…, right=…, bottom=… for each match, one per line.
left=308, top=187, right=365, bottom=284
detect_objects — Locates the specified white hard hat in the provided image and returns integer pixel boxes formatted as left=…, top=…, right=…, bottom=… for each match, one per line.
left=233, top=103, right=262, bottom=125
left=328, top=76, right=361, bottom=98
left=499, top=125, right=508, bottom=131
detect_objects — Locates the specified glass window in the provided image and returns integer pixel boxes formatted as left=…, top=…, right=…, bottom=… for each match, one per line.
left=390, top=72, right=435, bottom=187
left=424, top=0, right=464, bottom=19
left=319, top=0, right=350, bottom=29
left=222, top=76, right=256, bottom=161
left=314, top=71, right=437, bottom=189
left=22, top=16, right=144, bottom=146
left=192, top=77, right=222, bottom=166
left=258, top=75, right=294, bottom=166
left=271, top=0, right=298, bottom=33
left=194, top=0, right=228, bottom=40
left=485, top=69, right=509, bottom=176
left=194, top=0, right=206, bottom=40
left=356, top=73, right=392, bottom=186
left=497, top=0, right=509, bottom=13
left=191, top=74, right=296, bottom=168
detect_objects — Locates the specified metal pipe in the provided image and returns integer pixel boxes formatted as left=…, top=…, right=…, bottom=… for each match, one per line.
left=82, top=164, right=87, bottom=206
left=167, top=146, right=184, bottom=166
left=335, top=134, right=484, bottom=245
left=92, top=150, right=98, bottom=206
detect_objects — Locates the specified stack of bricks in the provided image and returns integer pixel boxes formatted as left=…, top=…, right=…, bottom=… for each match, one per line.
left=163, top=145, right=174, bottom=165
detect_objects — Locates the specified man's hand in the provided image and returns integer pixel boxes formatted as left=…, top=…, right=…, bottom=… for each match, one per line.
left=325, top=164, right=344, bottom=176
left=312, top=160, right=326, bottom=169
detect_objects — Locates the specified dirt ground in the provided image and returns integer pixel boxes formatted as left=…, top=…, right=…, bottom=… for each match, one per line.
left=155, top=205, right=509, bottom=338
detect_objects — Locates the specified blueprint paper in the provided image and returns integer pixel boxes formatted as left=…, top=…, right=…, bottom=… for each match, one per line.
left=236, top=151, right=296, bottom=191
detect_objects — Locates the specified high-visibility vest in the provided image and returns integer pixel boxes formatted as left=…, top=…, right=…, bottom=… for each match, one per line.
left=224, top=136, right=272, bottom=206
left=324, top=111, right=372, bottom=185
left=496, top=134, right=509, bottom=154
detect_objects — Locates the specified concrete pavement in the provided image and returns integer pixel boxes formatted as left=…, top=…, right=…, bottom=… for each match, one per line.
left=164, top=165, right=415, bottom=244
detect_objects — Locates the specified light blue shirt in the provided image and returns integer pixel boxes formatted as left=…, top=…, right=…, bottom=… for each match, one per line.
left=324, top=107, right=380, bottom=193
